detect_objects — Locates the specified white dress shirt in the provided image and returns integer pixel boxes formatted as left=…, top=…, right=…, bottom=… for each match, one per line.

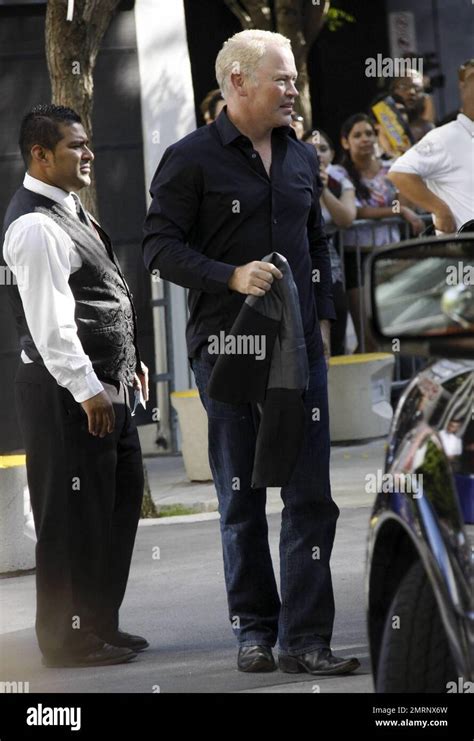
left=2, top=173, right=104, bottom=402
left=389, top=113, right=474, bottom=230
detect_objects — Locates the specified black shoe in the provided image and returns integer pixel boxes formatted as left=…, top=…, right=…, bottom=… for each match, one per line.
left=238, top=645, right=276, bottom=673
left=42, top=642, right=137, bottom=668
left=279, top=647, right=360, bottom=676
left=98, top=630, right=149, bottom=652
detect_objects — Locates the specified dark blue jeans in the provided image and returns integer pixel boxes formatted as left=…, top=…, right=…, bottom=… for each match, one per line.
left=191, top=350, right=340, bottom=655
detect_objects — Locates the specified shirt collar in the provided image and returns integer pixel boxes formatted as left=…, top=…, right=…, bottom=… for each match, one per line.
left=457, top=113, right=474, bottom=135
left=215, top=105, right=298, bottom=146
left=23, top=173, right=77, bottom=216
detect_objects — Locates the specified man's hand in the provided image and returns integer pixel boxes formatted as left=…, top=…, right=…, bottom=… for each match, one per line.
left=319, top=165, right=329, bottom=189
left=400, top=206, right=425, bottom=236
left=228, top=261, right=283, bottom=296
left=388, top=173, right=457, bottom=234
left=134, top=361, right=149, bottom=402
left=80, top=390, right=115, bottom=438
left=433, top=205, right=457, bottom=234
left=320, top=319, right=331, bottom=369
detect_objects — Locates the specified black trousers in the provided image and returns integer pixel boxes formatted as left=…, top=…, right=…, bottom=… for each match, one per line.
left=14, top=362, right=144, bottom=659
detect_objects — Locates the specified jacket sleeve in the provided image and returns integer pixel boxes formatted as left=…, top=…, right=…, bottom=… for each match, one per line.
left=142, top=145, right=236, bottom=293
left=305, top=145, right=337, bottom=321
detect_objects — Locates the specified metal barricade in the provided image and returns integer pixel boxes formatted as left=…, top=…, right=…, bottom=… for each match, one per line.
left=327, top=214, right=432, bottom=393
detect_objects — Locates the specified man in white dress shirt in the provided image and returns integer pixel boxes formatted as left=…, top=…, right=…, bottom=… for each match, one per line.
left=2, top=104, right=149, bottom=667
left=388, top=60, right=474, bottom=234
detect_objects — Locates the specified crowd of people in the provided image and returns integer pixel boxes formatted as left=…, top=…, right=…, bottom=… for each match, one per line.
left=200, top=59, right=474, bottom=354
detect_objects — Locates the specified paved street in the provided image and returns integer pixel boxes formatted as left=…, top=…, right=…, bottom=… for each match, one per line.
left=0, top=506, right=373, bottom=693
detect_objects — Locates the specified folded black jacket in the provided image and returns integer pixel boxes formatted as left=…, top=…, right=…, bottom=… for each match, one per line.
left=207, top=252, right=310, bottom=488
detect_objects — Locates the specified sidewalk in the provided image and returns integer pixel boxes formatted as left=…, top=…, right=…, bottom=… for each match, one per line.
left=0, top=509, right=373, bottom=693
left=145, top=437, right=387, bottom=517
left=0, top=441, right=384, bottom=692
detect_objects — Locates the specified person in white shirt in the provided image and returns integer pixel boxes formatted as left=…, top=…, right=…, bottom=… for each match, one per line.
left=2, top=104, right=149, bottom=668
left=388, top=60, right=474, bottom=234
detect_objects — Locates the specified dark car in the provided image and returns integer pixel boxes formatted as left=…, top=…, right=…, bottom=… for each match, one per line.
left=366, top=234, right=474, bottom=693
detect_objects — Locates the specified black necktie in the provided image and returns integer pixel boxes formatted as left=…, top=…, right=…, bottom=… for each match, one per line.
left=71, top=193, right=111, bottom=257
left=71, top=193, right=92, bottom=229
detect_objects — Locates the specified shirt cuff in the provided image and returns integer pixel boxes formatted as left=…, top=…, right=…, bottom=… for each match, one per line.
left=206, top=261, right=237, bottom=292
left=316, top=299, right=337, bottom=322
left=68, top=370, right=105, bottom=403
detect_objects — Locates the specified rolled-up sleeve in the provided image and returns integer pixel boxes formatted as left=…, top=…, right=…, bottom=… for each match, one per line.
left=142, top=146, right=236, bottom=292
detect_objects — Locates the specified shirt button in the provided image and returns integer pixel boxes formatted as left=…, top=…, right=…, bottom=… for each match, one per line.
left=251, top=152, right=257, bottom=158
left=273, top=218, right=278, bottom=225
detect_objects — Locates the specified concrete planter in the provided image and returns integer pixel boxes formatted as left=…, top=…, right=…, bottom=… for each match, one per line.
left=328, top=353, right=395, bottom=442
left=0, top=455, right=35, bottom=574
left=170, top=391, right=212, bottom=481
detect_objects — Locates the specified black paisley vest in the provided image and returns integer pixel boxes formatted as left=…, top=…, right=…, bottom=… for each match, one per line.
left=2, top=186, right=141, bottom=386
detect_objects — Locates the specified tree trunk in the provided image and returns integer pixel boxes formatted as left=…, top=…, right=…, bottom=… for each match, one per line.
left=223, top=0, right=272, bottom=30
left=223, top=0, right=330, bottom=128
left=274, top=0, right=310, bottom=124
left=45, top=0, right=121, bottom=216
left=141, top=464, right=159, bottom=519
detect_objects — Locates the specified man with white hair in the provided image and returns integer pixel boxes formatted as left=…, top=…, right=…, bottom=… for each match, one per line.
left=143, top=30, right=359, bottom=676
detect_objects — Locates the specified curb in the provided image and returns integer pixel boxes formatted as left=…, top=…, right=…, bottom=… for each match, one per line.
left=139, top=511, right=220, bottom=526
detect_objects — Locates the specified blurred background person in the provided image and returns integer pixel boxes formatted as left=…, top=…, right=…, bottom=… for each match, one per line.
left=373, top=101, right=412, bottom=164
left=390, top=68, right=435, bottom=142
left=200, top=88, right=225, bottom=124
left=290, top=111, right=305, bottom=139
left=332, top=113, right=423, bottom=351
left=304, top=128, right=356, bottom=354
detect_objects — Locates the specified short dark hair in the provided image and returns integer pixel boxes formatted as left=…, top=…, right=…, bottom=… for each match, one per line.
left=199, top=88, right=223, bottom=121
left=19, top=104, right=82, bottom=166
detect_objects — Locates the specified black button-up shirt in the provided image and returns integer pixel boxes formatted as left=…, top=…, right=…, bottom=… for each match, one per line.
left=142, top=107, right=336, bottom=363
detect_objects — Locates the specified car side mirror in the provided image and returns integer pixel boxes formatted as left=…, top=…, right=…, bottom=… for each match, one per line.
left=367, top=235, right=474, bottom=358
